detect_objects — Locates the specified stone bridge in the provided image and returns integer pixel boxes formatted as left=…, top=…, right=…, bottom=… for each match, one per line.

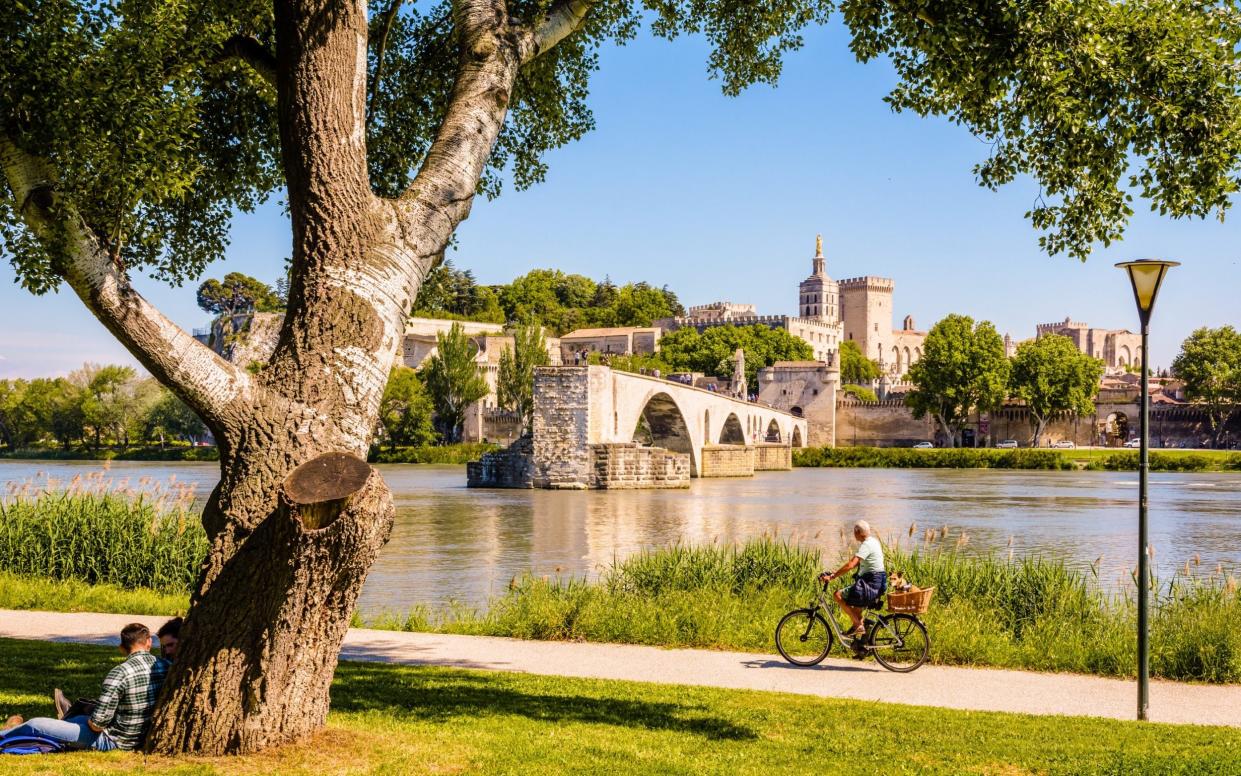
left=488, top=366, right=806, bottom=489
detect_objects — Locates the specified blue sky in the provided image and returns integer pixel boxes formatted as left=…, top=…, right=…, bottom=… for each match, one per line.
left=2, top=20, right=1238, bottom=379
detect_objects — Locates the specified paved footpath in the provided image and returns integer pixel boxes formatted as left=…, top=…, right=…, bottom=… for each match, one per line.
left=2, top=609, right=1238, bottom=728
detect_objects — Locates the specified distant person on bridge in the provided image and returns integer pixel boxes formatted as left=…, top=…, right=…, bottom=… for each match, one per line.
left=819, top=521, right=887, bottom=639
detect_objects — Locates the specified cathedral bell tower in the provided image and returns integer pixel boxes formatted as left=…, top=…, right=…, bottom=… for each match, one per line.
left=799, top=234, right=839, bottom=324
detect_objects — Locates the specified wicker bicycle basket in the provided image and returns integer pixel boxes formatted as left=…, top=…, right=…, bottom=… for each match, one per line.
left=887, top=586, right=935, bottom=614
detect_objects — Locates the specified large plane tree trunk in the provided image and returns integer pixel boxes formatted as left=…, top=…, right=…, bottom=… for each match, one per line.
left=3, top=0, right=586, bottom=756
left=149, top=453, right=394, bottom=753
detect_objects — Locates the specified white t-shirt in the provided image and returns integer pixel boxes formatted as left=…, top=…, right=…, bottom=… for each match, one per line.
left=855, top=536, right=884, bottom=574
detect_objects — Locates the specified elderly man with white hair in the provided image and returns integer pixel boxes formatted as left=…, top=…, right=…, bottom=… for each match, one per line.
left=819, top=520, right=888, bottom=640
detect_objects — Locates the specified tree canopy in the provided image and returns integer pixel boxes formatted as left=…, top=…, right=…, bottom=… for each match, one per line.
left=1010, top=334, right=1103, bottom=446
left=497, top=323, right=550, bottom=430
left=411, top=259, right=506, bottom=323
left=423, top=323, right=489, bottom=442
left=906, top=314, right=1009, bottom=446
left=1172, top=325, right=1241, bottom=445
left=196, top=272, right=285, bottom=317
left=839, top=339, right=880, bottom=384
left=659, top=324, right=813, bottom=387
left=377, top=366, right=437, bottom=448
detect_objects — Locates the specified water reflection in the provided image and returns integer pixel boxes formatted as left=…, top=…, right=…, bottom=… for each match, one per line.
left=2, top=460, right=1238, bottom=614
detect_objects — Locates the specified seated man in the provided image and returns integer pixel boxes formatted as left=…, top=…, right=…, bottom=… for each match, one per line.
left=51, top=616, right=182, bottom=720
left=0, top=623, right=169, bottom=752
left=819, top=520, right=887, bottom=639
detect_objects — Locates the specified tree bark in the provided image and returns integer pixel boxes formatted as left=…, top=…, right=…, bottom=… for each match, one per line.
left=148, top=453, right=393, bottom=754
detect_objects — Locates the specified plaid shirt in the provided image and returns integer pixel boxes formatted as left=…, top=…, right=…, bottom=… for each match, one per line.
left=89, top=651, right=169, bottom=750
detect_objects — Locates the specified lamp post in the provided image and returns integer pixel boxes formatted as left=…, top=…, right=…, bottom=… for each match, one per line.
left=1114, top=258, right=1179, bottom=721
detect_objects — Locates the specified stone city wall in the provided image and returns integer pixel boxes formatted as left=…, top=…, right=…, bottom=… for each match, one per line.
left=592, top=443, right=691, bottom=489
left=700, top=445, right=755, bottom=477
left=831, top=399, right=1238, bottom=448
left=753, top=443, right=793, bottom=470
left=834, top=399, right=934, bottom=447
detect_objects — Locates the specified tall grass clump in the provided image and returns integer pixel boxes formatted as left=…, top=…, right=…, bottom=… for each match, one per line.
left=0, top=472, right=206, bottom=592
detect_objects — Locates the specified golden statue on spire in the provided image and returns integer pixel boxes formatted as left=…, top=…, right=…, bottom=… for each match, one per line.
left=815, top=233, right=823, bottom=258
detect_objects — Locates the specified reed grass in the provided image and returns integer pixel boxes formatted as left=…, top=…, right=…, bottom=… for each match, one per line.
left=362, top=535, right=1241, bottom=683
left=0, top=472, right=206, bottom=592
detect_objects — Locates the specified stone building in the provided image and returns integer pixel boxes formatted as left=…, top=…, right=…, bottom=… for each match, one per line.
left=558, top=326, right=662, bottom=362
left=1035, top=317, right=1143, bottom=372
left=756, top=359, right=841, bottom=447
left=685, top=301, right=757, bottom=321
left=839, top=275, right=926, bottom=382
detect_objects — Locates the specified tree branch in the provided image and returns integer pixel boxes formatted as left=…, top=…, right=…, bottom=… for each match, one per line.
left=368, top=0, right=406, bottom=117
left=524, top=0, right=593, bottom=63
left=218, top=35, right=278, bottom=86
left=399, top=0, right=522, bottom=241
left=0, top=134, right=255, bottom=428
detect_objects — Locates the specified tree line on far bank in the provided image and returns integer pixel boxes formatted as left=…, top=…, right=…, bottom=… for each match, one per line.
left=197, top=262, right=686, bottom=338
left=0, top=365, right=206, bottom=452
left=901, top=316, right=1241, bottom=448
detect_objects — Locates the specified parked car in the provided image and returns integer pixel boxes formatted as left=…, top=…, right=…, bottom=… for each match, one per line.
left=912, top=441, right=934, bottom=449
left=995, top=440, right=1019, bottom=449
left=1124, top=438, right=1141, bottom=448
left=1052, top=440, right=1076, bottom=449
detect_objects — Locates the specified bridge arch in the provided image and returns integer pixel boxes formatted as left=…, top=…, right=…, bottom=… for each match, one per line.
left=719, top=413, right=745, bottom=445
left=791, top=426, right=804, bottom=448
left=631, top=390, right=698, bottom=475
left=765, top=418, right=783, bottom=443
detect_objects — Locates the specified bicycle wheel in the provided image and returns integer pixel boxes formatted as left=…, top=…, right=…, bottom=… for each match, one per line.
left=869, top=614, right=930, bottom=672
left=775, top=608, right=834, bottom=666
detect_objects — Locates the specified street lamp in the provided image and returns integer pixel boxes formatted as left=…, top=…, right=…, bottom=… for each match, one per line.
left=1114, top=258, right=1179, bottom=722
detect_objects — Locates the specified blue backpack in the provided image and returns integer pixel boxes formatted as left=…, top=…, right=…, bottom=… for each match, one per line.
left=0, top=733, right=67, bottom=755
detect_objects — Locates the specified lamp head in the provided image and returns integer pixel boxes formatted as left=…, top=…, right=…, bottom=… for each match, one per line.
left=1114, top=259, right=1179, bottom=326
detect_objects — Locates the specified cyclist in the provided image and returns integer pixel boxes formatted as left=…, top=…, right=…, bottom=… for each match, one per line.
left=818, top=520, right=887, bottom=639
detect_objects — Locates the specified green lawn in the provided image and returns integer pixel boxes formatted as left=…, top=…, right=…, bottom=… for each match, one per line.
left=1, top=638, right=1239, bottom=775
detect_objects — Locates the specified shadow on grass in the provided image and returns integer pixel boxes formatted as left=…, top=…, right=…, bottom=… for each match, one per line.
left=332, top=662, right=757, bottom=741
left=0, top=640, right=755, bottom=743
left=0, top=638, right=114, bottom=719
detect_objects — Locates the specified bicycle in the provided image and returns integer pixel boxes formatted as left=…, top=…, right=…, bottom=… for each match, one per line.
left=774, top=577, right=931, bottom=672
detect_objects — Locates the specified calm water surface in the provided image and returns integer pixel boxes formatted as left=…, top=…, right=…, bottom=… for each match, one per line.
left=3, top=460, right=1239, bottom=614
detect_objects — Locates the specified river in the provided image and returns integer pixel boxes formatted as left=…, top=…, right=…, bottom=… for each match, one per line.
left=3, top=460, right=1239, bottom=615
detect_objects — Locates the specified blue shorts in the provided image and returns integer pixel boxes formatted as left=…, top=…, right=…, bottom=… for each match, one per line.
left=844, top=571, right=888, bottom=607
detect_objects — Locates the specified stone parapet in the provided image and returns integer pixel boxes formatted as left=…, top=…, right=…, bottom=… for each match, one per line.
left=700, top=445, right=756, bottom=477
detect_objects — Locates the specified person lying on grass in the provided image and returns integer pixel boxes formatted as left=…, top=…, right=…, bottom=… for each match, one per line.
left=0, top=623, right=169, bottom=752
left=48, top=616, right=182, bottom=722
left=819, top=520, right=888, bottom=642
